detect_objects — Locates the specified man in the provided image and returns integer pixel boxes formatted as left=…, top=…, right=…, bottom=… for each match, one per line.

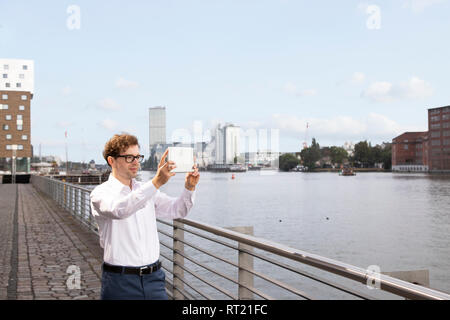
left=90, top=133, right=200, bottom=300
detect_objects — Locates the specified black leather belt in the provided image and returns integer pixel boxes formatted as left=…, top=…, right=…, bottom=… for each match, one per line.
left=103, top=261, right=162, bottom=276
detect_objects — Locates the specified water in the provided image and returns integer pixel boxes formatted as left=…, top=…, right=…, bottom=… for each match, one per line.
left=88, top=170, right=450, bottom=298
left=136, top=170, right=450, bottom=295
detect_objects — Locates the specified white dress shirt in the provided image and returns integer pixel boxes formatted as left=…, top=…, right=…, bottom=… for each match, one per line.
left=90, top=174, right=195, bottom=267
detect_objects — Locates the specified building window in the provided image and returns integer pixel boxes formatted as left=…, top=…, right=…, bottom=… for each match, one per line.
left=6, top=134, right=12, bottom=140
left=404, top=144, right=409, bottom=150
left=431, top=131, right=441, bottom=138
left=444, top=139, right=450, bottom=146
left=5, top=83, right=10, bottom=88
left=444, top=123, right=450, bottom=129
left=16, top=83, right=21, bottom=88
left=21, top=95, right=27, bottom=101
left=431, top=116, right=440, bottom=122
left=444, top=131, right=450, bottom=137
left=18, top=145, right=24, bottom=150
left=17, top=115, right=23, bottom=120
left=0, top=104, right=7, bottom=110
left=17, top=125, right=23, bottom=131
left=19, top=105, right=25, bottom=111
left=431, top=140, right=441, bottom=146
left=431, top=123, right=441, bottom=129
left=23, top=65, right=28, bottom=70
left=443, top=114, right=450, bottom=120
left=5, top=114, right=12, bottom=120
left=430, top=109, right=441, bottom=115
left=3, top=65, right=9, bottom=70
left=3, top=124, right=9, bottom=130
left=6, top=145, right=12, bottom=150
left=19, top=74, right=24, bottom=79
left=1, top=94, right=7, bottom=100
left=2, top=74, right=7, bottom=78
left=21, top=135, right=27, bottom=140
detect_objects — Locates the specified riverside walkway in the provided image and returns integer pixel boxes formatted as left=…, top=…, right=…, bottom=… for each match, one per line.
left=0, top=183, right=102, bottom=300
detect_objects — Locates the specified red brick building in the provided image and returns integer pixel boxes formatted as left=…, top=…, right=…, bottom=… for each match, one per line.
left=0, top=59, right=34, bottom=173
left=428, top=106, right=450, bottom=171
left=392, top=132, right=429, bottom=172
left=392, top=105, right=450, bottom=172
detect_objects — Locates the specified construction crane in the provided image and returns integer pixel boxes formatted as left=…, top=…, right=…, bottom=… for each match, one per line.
left=302, top=122, right=309, bottom=149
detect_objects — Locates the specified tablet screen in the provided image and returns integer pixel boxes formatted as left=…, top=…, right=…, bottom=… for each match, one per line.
left=167, top=147, right=194, bottom=173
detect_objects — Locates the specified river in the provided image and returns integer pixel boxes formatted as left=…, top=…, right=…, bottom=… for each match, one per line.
left=132, top=170, right=450, bottom=298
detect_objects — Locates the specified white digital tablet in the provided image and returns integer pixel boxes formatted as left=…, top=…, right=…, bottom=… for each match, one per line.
left=167, top=147, right=194, bottom=173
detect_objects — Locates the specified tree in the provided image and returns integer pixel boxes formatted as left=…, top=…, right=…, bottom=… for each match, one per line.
left=353, top=140, right=372, bottom=167
left=329, top=146, right=348, bottom=166
left=300, top=138, right=321, bottom=170
left=279, top=153, right=300, bottom=171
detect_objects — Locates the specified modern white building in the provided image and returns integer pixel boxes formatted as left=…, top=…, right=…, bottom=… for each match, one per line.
left=225, top=124, right=240, bottom=164
left=149, top=106, right=166, bottom=147
left=211, top=123, right=241, bottom=164
left=0, top=58, right=34, bottom=93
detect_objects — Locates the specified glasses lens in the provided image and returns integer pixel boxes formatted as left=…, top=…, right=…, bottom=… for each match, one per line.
left=125, top=156, right=134, bottom=163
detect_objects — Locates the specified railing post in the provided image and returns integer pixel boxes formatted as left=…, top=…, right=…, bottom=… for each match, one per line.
left=173, top=220, right=185, bottom=300
left=81, top=190, right=86, bottom=222
left=229, top=226, right=254, bottom=300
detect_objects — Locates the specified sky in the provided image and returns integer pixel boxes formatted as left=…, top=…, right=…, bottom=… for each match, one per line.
left=1, top=0, right=450, bottom=163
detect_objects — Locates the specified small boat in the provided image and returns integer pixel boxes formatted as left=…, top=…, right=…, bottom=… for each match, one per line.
left=339, top=167, right=356, bottom=176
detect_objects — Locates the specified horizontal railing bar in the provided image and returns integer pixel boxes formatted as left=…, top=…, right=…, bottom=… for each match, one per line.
left=174, top=249, right=272, bottom=300
left=161, top=265, right=200, bottom=300
left=174, top=261, right=237, bottom=300
left=160, top=248, right=218, bottom=300
left=237, top=247, right=372, bottom=300
left=172, top=283, right=197, bottom=300
left=177, top=218, right=450, bottom=300
left=158, top=219, right=238, bottom=250
left=162, top=225, right=371, bottom=299
left=171, top=235, right=312, bottom=299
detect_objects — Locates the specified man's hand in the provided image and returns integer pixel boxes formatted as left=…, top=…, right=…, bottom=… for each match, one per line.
left=152, top=149, right=176, bottom=189
left=185, top=159, right=200, bottom=191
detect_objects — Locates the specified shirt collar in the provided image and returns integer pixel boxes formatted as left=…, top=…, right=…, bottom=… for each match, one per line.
left=107, top=173, right=137, bottom=193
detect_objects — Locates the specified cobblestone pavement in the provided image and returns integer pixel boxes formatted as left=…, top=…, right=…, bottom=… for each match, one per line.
left=0, top=185, right=17, bottom=299
left=1, top=184, right=103, bottom=300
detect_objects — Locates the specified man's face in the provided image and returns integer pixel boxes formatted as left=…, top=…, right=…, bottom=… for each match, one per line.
left=110, top=145, right=141, bottom=180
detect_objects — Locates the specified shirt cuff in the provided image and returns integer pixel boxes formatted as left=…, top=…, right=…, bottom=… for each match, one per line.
left=182, top=187, right=196, bottom=204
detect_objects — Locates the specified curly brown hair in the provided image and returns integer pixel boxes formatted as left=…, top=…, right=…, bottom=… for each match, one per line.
left=103, top=133, right=140, bottom=166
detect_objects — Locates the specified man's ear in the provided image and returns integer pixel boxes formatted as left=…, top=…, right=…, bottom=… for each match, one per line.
left=107, top=156, right=114, bottom=167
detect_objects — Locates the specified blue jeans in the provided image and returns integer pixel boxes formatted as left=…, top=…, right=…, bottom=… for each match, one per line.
left=101, top=263, right=168, bottom=300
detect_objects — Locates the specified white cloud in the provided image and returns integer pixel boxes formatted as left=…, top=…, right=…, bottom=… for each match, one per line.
left=115, top=77, right=139, bottom=89
left=283, top=82, right=317, bottom=97
left=257, top=112, right=421, bottom=144
left=99, top=118, right=118, bottom=131
left=362, top=76, right=433, bottom=103
left=402, top=0, right=447, bottom=12
left=98, top=98, right=121, bottom=110
left=351, top=72, right=366, bottom=84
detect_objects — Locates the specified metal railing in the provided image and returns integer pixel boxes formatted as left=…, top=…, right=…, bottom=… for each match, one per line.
left=30, top=175, right=450, bottom=300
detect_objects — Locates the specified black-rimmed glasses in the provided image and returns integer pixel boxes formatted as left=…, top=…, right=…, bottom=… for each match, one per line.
left=115, top=154, right=145, bottom=163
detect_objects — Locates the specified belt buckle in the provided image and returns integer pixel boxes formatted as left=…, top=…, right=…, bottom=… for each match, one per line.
left=139, top=266, right=149, bottom=276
